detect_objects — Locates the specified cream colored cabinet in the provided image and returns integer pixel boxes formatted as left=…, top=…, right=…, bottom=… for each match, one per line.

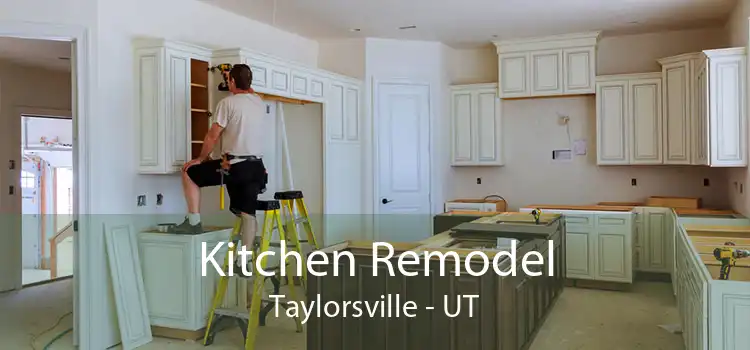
left=520, top=209, right=634, bottom=283
left=137, top=228, right=233, bottom=331
left=596, top=73, right=663, bottom=165
left=634, top=207, right=673, bottom=274
left=494, top=32, right=600, bottom=98
left=659, top=48, right=747, bottom=167
left=450, top=83, right=503, bottom=166
left=135, top=39, right=212, bottom=174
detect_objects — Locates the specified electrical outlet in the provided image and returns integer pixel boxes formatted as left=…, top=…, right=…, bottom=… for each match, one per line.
left=704, top=178, right=710, bottom=187
left=137, top=195, right=146, bottom=207
left=631, top=178, right=637, bottom=186
left=476, top=177, right=482, bottom=185
left=156, top=193, right=163, bottom=206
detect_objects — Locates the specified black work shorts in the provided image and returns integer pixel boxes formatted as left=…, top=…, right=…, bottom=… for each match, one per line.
left=186, top=158, right=267, bottom=215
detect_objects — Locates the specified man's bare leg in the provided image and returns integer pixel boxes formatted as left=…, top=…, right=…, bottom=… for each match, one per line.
left=170, top=171, right=204, bottom=234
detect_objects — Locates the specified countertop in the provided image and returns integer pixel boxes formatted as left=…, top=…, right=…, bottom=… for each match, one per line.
left=521, top=204, right=636, bottom=212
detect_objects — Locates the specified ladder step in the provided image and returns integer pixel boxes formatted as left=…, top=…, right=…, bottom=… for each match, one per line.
left=215, top=308, right=250, bottom=320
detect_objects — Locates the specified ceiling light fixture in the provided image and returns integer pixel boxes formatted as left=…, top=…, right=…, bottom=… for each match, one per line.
left=398, top=25, right=417, bottom=30
left=350, top=28, right=361, bottom=32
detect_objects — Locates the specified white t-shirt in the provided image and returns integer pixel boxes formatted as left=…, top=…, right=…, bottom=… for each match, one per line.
left=212, top=93, right=265, bottom=158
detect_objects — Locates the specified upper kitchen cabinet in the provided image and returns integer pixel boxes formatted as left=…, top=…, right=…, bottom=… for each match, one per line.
left=659, top=48, right=747, bottom=167
left=135, top=39, right=212, bottom=174
left=450, top=83, right=503, bottom=166
left=493, top=32, right=601, bottom=99
left=596, top=73, right=663, bottom=165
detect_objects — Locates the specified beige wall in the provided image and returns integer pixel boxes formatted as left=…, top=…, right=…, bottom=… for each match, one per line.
left=726, top=0, right=750, bottom=216
left=281, top=103, right=324, bottom=215
left=446, top=27, right=732, bottom=210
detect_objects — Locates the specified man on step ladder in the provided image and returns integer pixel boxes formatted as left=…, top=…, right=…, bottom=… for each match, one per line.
left=172, top=63, right=267, bottom=274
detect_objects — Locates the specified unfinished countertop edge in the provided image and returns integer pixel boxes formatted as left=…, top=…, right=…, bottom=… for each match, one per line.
left=521, top=204, right=636, bottom=212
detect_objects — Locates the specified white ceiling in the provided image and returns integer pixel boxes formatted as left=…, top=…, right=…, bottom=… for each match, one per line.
left=202, top=0, right=736, bottom=48
left=0, top=37, right=72, bottom=71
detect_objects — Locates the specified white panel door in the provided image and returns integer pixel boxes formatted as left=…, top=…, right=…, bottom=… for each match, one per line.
left=693, top=58, right=709, bottom=165
left=596, top=81, right=629, bottom=164
left=376, top=82, right=431, bottom=241
left=629, top=78, right=663, bottom=164
left=663, top=61, right=692, bottom=164
left=530, top=49, right=563, bottom=96
left=450, top=90, right=473, bottom=164
left=499, top=53, right=529, bottom=98
left=709, top=55, right=747, bottom=166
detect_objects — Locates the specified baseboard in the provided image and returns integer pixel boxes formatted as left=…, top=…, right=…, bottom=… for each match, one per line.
left=151, top=326, right=205, bottom=341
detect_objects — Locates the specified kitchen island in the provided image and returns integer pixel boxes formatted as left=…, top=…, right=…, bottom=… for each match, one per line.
left=307, top=213, right=566, bottom=350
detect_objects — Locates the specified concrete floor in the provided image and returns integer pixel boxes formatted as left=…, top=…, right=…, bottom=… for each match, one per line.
left=4, top=279, right=683, bottom=350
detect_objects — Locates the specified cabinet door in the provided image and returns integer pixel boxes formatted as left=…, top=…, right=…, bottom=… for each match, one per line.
left=693, top=58, right=709, bottom=165
left=166, top=49, right=191, bottom=171
left=596, top=81, right=629, bottom=164
left=499, top=53, right=529, bottom=98
left=663, top=61, right=692, bottom=164
left=563, top=47, right=595, bottom=94
left=344, top=84, right=360, bottom=141
left=629, top=78, right=663, bottom=164
left=530, top=50, right=563, bottom=96
left=594, top=214, right=632, bottom=282
left=475, top=89, right=502, bottom=164
left=450, top=90, right=474, bottom=165
left=565, top=225, right=594, bottom=279
left=642, top=208, right=670, bottom=273
left=709, top=54, right=747, bottom=166
left=136, top=47, right=164, bottom=173
left=290, top=69, right=311, bottom=100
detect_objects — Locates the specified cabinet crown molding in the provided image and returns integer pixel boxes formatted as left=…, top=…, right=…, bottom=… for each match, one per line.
left=132, top=38, right=213, bottom=58
left=596, top=72, right=662, bottom=82
left=493, top=31, right=601, bottom=53
left=213, top=47, right=360, bottom=85
left=703, top=46, right=747, bottom=58
left=657, top=52, right=703, bottom=65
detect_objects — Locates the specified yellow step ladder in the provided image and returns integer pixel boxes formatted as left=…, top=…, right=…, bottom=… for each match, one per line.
left=202, top=191, right=319, bottom=349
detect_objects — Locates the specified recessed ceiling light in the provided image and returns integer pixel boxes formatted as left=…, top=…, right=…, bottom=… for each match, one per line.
left=398, top=25, right=417, bottom=30
left=349, top=28, right=361, bottom=32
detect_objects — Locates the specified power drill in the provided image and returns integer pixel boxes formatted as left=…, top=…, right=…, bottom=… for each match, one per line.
left=209, top=63, right=234, bottom=91
left=713, top=242, right=750, bottom=280
left=530, top=208, right=542, bottom=225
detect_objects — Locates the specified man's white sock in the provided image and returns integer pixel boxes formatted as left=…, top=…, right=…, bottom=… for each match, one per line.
left=188, top=213, right=201, bottom=225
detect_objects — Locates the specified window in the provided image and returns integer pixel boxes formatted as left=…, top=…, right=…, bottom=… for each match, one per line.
left=21, top=170, right=36, bottom=188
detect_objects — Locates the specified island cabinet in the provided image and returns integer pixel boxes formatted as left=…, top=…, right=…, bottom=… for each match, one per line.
left=672, top=222, right=750, bottom=350
left=137, top=228, right=234, bottom=331
left=307, top=217, right=564, bottom=350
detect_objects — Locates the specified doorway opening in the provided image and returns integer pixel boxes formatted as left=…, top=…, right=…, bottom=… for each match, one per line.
left=21, top=115, right=74, bottom=286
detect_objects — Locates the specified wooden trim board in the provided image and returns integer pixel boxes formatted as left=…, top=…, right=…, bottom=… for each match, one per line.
left=104, top=223, right=153, bottom=349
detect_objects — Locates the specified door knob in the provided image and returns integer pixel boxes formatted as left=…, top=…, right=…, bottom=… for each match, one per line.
left=382, top=198, right=393, bottom=204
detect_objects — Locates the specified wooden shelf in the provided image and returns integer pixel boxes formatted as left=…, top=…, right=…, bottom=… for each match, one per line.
left=190, top=59, right=210, bottom=159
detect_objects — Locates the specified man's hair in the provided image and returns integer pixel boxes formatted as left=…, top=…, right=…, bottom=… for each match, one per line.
left=230, top=64, right=253, bottom=90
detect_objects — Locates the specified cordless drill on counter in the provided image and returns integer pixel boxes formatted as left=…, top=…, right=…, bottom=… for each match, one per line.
left=713, top=242, right=750, bottom=280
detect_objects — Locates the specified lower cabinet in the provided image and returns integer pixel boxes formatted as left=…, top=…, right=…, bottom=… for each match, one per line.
left=137, top=228, right=232, bottom=330
left=307, top=232, right=564, bottom=350
left=521, top=209, right=634, bottom=283
left=634, top=207, right=674, bottom=274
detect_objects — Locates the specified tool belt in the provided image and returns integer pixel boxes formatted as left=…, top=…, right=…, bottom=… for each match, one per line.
left=224, top=154, right=262, bottom=161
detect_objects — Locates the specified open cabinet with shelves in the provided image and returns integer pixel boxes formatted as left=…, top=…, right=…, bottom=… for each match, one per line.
left=190, top=59, right=210, bottom=160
